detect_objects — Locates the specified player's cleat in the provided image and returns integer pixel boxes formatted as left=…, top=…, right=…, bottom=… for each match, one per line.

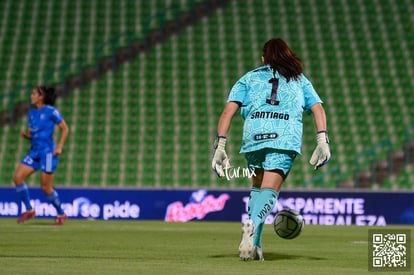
left=54, top=213, right=67, bottom=226
left=239, top=219, right=256, bottom=261
left=253, top=246, right=264, bottom=261
left=17, top=209, right=36, bottom=223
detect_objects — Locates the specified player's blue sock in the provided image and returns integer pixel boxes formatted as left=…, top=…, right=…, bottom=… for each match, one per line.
left=47, top=190, right=64, bottom=215
left=248, top=187, right=260, bottom=219
left=251, top=188, right=278, bottom=228
left=16, top=183, right=32, bottom=211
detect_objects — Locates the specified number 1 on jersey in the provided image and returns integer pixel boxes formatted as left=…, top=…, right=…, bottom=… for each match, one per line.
left=266, top=78, right=280, bottom=105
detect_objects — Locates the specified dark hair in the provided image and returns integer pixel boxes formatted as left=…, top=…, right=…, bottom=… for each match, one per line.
left=262, top=38, right=303, bottom=82
left=38, top=86, right=57, bottom=106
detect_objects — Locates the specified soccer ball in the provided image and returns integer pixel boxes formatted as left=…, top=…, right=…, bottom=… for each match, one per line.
left=273, top=208, right=304, bottom=239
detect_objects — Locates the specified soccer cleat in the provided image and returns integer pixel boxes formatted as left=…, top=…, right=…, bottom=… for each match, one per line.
left=239, top=219, right=256, bottom=260
left=17, top=209, right=36, bottom=223
left=253, top=246, right=264, bottom=261
left=54, top=213, right=68, bottom=226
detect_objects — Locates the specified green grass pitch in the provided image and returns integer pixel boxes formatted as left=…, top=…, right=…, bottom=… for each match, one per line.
left=0, top=218, right=412, bottom=275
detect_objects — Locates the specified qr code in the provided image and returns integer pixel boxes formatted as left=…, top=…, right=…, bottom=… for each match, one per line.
left=369, top=229, right=411, bottom=272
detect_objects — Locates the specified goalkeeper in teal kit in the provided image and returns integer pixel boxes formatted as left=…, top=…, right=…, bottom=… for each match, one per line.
left=212, top=38, right=331, bottom=260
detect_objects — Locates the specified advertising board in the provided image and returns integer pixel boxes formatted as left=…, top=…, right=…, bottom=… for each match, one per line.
left=1, top=187, right=413, bottom=225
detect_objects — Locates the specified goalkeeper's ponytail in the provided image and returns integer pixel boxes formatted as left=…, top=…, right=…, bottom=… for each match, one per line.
left=262, top=38, right=303, bottom=82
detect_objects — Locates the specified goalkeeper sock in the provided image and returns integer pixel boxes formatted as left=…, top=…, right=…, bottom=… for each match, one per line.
left=248, top=187, right=264, bottom=247
left=254, top=223, right=264, bottom=248
left=46, top=190, right=64, bottom=215
left=251, top=188, right=278, bottom=227
left=248, top=187, right=260, bottom=219
left=16, top=183, right=32, bottom=211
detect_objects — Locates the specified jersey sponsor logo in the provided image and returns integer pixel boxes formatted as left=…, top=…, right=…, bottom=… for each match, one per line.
left=250, top=111, right=289, bottom=120
left=254, top=133, right=279, bottom=141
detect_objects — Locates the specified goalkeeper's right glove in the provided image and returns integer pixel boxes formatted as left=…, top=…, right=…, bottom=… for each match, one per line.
left=211, top=135, right=230, bottom=178
left=309, top=131, right=331, bottom=170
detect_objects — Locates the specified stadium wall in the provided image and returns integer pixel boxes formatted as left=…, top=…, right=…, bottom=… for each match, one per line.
left=1, top=187, right=414, bottom=225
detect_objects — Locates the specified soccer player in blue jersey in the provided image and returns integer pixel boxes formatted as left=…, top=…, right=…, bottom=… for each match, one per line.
left=212, top=38, right=331, bottom=260
left=13, top=86, right=69, bottom=226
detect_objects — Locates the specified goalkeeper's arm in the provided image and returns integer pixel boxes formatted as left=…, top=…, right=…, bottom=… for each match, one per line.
left=309, top=103, right=331, bottom=170
left=211, top=102, right=239, bottom=177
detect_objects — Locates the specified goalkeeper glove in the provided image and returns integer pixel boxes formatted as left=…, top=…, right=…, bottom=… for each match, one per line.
left=211, top=135, right=230, bottom=177
left=309, top=131, right=331, bottom=170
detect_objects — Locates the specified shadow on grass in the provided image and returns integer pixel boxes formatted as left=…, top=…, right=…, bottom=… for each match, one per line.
left=210, top=252, right=325, bottom=261
left=17, top=220, right=62, bottom=227
left=262, top=252, right=325, bottom=261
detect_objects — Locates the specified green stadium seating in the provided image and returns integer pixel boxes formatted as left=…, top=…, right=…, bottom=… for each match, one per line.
left=0, top=0, right=413, bottom=190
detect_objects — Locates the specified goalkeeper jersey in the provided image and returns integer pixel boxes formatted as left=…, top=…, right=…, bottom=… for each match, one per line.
left=227, top=65, right=322, bottom=154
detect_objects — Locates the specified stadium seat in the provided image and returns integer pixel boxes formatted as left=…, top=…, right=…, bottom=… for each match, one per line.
left=0, top=0, right=413, bottom=189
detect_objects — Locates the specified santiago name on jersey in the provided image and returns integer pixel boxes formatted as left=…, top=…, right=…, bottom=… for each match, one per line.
left=227, top=65, right=322, bottom=154
left=28, top=105, right=63, bottom=152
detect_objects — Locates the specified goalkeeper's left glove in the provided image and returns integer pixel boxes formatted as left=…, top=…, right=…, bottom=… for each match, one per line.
left=309, top=131, right=331, bottom=170
left=211, top=135, right=230, bottom=178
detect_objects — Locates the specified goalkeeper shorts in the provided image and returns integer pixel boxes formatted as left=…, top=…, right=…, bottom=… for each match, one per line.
left=245, top=148, right=297, bottom=178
